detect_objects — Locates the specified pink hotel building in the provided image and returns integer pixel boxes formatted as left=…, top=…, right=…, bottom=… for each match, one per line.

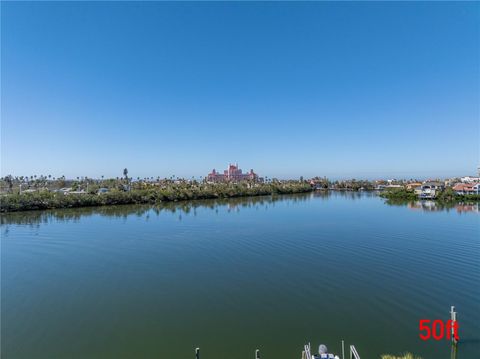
left=207, top=163, right=263, bottom=183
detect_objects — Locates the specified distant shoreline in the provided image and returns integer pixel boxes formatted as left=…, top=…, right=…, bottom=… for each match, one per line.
left=379, top=187, right=480, bottom=202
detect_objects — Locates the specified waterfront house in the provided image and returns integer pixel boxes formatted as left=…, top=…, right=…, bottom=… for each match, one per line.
left=406, top=182, right=422, bottom=190
left=453, top=183, right=480, bottom=195
left=419, top=182, right=444, bottom=199
left=97, top=188, right=109, bottom=194
left=453, top=183, right=467, bottom=195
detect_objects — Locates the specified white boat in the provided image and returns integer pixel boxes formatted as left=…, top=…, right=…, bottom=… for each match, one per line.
left=303, top=342, right=360, bottom=359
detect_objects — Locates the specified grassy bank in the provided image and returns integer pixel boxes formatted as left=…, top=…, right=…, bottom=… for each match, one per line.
left=379, top=188, right=418, bottom=200
left=0, top=181, right=313, bottom=213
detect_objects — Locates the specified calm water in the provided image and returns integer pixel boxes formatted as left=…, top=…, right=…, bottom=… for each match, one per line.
left=1, top=192, right=479, bottom=359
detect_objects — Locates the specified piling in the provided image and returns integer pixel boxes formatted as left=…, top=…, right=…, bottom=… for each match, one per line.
left=450, top=343, right=457, bottom=359
left=255, top=349, right=260, bottom=359
left=195, top=347, right=200, bottom=359
left=450, top=306, right=458, bottom=344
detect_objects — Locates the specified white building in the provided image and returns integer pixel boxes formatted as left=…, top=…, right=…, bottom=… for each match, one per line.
left=461, top=176, right=480, bottom=183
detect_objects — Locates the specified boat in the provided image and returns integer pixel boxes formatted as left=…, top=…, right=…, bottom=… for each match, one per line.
left=302, top=342, right=360, bottom=359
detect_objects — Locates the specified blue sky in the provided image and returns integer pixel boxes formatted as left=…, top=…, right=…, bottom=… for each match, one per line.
left=1, top=2, right=479, bottom=180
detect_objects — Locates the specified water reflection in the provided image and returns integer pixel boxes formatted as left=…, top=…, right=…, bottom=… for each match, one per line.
left=385, top=198, right=479, bottom=213
left=2, top=191, right=477, bottom=230
left=0, top=193, right=314, bottom=227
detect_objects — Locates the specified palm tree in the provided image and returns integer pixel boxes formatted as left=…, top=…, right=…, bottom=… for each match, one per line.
left=5, top=175, right=13, bottom=192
